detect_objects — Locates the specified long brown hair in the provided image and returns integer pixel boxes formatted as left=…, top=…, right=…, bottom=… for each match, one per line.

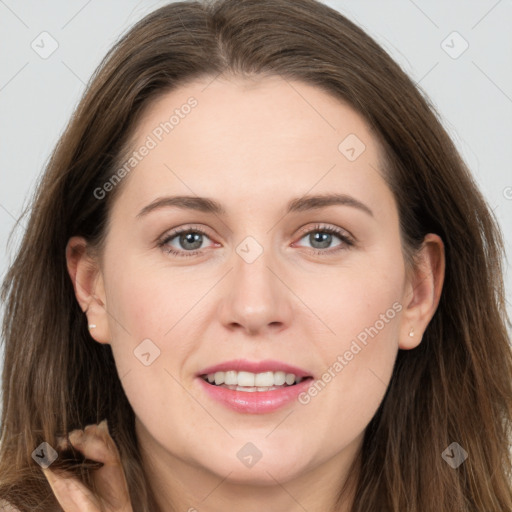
left=1, top=0, right=511, bottom=510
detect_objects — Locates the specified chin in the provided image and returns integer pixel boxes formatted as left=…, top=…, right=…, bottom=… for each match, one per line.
left=202, top=454, right=310, bottom=486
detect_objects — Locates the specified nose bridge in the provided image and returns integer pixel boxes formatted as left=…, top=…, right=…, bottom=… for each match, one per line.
left=219, top=235, right=291, bottom=334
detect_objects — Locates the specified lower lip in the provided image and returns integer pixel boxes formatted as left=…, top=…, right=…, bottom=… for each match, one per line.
left=196, top=376, right=313, bottom=414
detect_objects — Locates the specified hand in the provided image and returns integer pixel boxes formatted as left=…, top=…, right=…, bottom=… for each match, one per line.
left=42, top=420, right=133, bottom=512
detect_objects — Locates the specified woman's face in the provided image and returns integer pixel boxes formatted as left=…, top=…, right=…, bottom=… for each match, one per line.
left=74, top=75, right=438, bottom=488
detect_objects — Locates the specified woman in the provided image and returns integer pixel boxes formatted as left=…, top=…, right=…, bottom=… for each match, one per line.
left=1, top=0, right=511, bottom=510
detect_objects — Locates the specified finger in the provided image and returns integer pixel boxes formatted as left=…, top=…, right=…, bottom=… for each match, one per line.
left=42, top=467, right=101, bottom=512
left=69, top=420, right=132, bottom=511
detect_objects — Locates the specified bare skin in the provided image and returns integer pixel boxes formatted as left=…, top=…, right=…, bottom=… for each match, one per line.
left=61, top=75, right=445, bottom=512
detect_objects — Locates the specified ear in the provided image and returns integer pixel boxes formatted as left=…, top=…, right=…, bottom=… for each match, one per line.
left=399, top=233, right=445, bottom=349
left=65, top=236, right=111, bottom=345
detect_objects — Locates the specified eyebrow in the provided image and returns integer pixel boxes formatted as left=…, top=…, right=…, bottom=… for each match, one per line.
left=136, top=193, right=374, bottom=218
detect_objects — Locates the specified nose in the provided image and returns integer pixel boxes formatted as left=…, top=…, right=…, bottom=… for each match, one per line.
left=217, top=244, right=293, bottom=336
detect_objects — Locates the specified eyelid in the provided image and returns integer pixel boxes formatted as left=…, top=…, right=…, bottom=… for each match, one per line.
left=295, top=223, right=355, bottom=243
left=158, top=224, right=213, bottom=242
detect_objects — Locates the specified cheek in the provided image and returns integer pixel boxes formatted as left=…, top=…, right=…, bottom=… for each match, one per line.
left=100, top=260, right=199, bottom=433
left=104, top=250, right=209, bottom=340
left=302, top=247, right=404, bottom=349
left=297, top=252, right=404, bottom=430
left=99, top=256, right=171, bottom=378
left=100, top=253, right=214, bottom=400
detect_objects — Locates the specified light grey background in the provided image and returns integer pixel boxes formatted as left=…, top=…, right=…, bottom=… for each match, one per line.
left=1, top=0, right=511, bottom=392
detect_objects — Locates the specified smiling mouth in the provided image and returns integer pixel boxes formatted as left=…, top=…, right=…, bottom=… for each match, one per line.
left=200, top=370, right=313, bottom=392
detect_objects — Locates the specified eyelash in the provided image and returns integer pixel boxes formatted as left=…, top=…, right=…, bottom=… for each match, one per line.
left=157, top=224, right=354, bottom=258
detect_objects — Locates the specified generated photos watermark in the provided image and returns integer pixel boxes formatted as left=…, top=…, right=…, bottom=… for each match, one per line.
left=298, top=301, right=403, bottom=405
left=93, top=96, right=198, bottom=200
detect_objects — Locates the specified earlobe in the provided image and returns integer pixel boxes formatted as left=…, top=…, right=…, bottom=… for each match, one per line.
left=399, top=233, right=445, bottom=350
left=65, top=236, right=111, bottom=345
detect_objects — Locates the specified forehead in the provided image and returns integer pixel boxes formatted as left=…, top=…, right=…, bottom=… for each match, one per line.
left=113, top=75, right=393, bottom=219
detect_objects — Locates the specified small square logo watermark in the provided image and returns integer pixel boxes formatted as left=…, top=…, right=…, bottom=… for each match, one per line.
left=134, top=338, right=161, bottom=366
left=441, top=442, right=468, bottom=468
left=32, top=442, right=58, bottom=469
left=236, top=442, right=262, bottom=468
left=235, top=236, right=264, bottom=264
left=441, top=31, right=469, bottom=59
left=31, top=31, right=59, bottom=59
left=338, top=134, right=366, bottom=162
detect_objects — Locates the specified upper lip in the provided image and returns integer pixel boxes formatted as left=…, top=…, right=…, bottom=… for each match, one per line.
left=197, top=359, right=312, bottom=378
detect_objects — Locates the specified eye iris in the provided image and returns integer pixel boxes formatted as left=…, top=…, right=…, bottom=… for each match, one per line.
left=310, top=231, right=332, bottom=249
left=170, top=229, right=340, bottom=253
left=180, top=232, right=202, bottom=250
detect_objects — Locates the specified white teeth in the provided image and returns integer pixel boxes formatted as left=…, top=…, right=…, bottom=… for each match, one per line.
left=204, top=370, right=305, bottom=387
left=237, top=371, right=255, bottom=387
left=237, top=386, right=258, bottom=392
left=224, top=370, right=238, bottom=385
left=232, top=385, right=280, bottom=392
left=254, top=371, right=274, bottom=387
left=274, top=371, right=286, bottom=385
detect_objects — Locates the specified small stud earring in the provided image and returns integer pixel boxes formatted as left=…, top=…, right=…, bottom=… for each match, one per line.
left=409, top=328, right=414, bottom=337
left=88, top=324, right=97, bottom=330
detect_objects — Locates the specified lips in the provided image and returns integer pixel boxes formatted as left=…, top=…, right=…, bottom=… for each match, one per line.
left=195, top=359, right=314, bottom=414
